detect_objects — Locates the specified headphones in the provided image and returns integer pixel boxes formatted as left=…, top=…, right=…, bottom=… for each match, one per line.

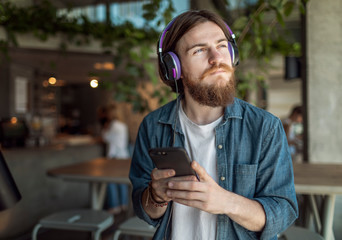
left=157, top=18, right=239, bottom=82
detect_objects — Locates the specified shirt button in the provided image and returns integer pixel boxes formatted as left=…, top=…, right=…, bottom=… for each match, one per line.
left=220, top=176, right=225, bottom=181
left=218, top=145, right=223, bottom=149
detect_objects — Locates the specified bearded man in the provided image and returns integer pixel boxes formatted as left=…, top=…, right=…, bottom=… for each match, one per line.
left=129, top=10, right=298, bottom=240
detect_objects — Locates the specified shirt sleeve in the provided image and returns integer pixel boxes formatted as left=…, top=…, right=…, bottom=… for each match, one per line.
left=254, top=118, right=299, bottom=239
left=129, top=118, right=164, bottom=227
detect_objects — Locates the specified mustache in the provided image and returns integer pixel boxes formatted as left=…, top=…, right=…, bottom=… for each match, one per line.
left=200, top=63, right=234, bottom=80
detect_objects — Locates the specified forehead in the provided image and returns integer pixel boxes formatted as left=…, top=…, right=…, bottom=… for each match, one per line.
left=176, top=21, right=227, bottom=52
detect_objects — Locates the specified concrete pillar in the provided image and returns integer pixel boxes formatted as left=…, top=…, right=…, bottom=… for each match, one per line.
left=307, top=0, right=342, bottom=163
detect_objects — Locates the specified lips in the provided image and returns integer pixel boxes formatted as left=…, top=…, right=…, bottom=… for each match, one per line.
left=200, top=63, right=233, bottom=80
left=210, top=69, right=226, bottom=75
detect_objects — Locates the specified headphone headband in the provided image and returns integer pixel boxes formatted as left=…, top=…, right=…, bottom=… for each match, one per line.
left=158, top=19, right=175, bottom=54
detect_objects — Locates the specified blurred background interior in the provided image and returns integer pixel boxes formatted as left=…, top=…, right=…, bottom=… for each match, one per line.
left=0, top=0, right=341, bottom=239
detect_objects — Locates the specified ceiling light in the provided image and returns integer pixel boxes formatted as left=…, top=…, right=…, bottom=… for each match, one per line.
left=10, top=117, right=18, bottom=124
left=93, top=62, right=115, bottom=70
left=48, top=77, right=57, bottom=85
left=90, top=79, right=99, bottom=88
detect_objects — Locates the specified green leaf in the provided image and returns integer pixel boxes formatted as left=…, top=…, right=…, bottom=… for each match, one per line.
left=269, top=0, right=283, bottom=9
left=276, top=10, right=285, bottom=26
left=255, top=37, right=263, bottom=53
left=283, top=1, right=295, bottom=16
left=129, top=51, right=141, bottom=62
left=299, top=2, right=306, bottom=15
left=233, top=16, right=248, bottom=30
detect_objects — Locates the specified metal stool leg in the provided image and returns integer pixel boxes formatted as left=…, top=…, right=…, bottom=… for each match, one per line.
left=113, top=229, right=122, bottom=240
left=93, top=230, right=101, bottom=240
left=31, top=224, right=42, bottom=240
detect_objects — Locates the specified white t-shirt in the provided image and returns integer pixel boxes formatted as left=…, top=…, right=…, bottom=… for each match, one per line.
left=171, top=105, right=222, bottom=240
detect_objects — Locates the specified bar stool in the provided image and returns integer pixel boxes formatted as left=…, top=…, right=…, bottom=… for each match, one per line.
left=113, top=216, right=156, bottom=240
left=32, top=209, right=114, bottom=240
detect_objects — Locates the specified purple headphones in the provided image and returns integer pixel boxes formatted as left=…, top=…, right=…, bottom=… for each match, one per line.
left=158, top=18, right=239, bottom=81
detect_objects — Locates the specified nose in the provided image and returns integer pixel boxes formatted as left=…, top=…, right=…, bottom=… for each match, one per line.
left=208, top=47, right=224, bottom=65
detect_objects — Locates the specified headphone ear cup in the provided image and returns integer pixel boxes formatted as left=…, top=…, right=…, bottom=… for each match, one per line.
left=162, top=52, right=181, bottom=81
left=228, top=41, right=239, bottom=67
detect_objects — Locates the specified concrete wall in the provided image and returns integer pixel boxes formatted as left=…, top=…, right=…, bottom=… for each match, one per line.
left=307, top=1, right=342, bottom=239
left=307, top=0, right=342, bottom=164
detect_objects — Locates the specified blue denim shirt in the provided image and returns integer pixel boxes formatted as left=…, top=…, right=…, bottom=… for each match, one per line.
left=129, top=97, right=298, bottom=240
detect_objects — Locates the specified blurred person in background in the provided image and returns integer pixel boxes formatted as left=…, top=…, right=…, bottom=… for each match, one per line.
left=100, top=103, right=130, bottom=214
left=282, top=106, right=303, bottom=163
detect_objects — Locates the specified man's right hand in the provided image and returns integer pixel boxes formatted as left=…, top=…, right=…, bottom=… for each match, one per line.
left=142, top=168, right=198, bottom=219
left=150, top=168, right=176, bottom=203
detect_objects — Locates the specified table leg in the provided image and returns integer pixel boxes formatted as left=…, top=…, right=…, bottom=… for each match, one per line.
left=90, top=182, right=108, bottom=210
left=322, top=195, right=336, bottom=240
left=309, top=195, right=322, bottom=233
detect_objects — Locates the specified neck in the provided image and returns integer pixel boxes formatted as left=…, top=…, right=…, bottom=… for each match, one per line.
left=182, top=92, right=224, bottom=125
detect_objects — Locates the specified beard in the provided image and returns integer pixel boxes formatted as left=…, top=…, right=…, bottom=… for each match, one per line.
left=183, top=63, right=236, bottom=107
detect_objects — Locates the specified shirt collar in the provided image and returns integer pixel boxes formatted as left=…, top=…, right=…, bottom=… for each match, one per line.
left=223, top=98, right=243, bottom=121
left=158, top=95, right=182, bottom=132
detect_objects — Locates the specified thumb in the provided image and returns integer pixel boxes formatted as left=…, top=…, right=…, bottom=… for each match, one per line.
left=191, top=161, right=210, bottom=181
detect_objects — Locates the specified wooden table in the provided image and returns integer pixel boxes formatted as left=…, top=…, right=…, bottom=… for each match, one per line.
left=48, top=158, right=131, bottom=210
left=293, top=163, right=342, bottom=240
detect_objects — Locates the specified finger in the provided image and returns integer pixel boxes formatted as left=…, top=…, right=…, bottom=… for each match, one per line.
left=168, top=180, right=204, bottom=192
left=150, top=179, right=173, bottom=202
left=151, top=168, right=175, bottom=180
left=151, top=182, right=172, bottom=202
left=171, top=175, right=198, bottom=182
left=166, top=189, right=203, bottom=201
left=191, top=161, right=210, bottom=181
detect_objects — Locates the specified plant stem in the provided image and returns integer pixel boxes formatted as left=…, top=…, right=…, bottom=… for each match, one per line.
left=237, top=2, right=267, bottom=46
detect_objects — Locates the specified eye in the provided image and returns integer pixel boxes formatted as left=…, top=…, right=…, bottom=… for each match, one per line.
left=218, top=43, right=228, bottom=49
left=193, top=48, right=206, bottom=55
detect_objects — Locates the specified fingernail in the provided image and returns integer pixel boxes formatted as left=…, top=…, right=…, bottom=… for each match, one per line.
left=169, top=170, right=175, bottom=176
left=167, top=190, right=171, bottom=196
left=168, top=182, right=173, bottom=188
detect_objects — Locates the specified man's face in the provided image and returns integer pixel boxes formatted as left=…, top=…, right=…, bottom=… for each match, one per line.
left=176, top=21, right=235, bottom=107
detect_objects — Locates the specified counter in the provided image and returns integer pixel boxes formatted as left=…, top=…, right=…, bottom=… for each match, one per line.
left=0, top=141, right=104, bottom=239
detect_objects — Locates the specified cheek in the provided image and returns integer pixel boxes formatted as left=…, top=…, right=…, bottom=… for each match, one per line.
left=182, top=67, right=202, bottom=81
left=182, top=61, right=204, bottom=78
left=219, top=49, right=232, bottom=66
left=223, top=53, right=232, bottom=67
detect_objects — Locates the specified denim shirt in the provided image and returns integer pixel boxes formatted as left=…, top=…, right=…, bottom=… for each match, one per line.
left=129, top=97, right=298, bottom=240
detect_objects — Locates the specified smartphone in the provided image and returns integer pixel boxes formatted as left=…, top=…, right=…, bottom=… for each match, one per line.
left=148, top=147, right=198, bottom=179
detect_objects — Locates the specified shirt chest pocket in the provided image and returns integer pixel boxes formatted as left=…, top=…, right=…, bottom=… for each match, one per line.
left=227, top=164, right=258, bottom=198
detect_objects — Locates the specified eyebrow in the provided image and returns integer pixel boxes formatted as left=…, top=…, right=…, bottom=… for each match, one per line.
left=185, top=38, right=228, bottom=52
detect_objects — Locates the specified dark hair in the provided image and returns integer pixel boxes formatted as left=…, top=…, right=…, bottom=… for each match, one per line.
left=290, top=106, right=302, bottom=116
left=158, top=10, right=232, bottom=93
